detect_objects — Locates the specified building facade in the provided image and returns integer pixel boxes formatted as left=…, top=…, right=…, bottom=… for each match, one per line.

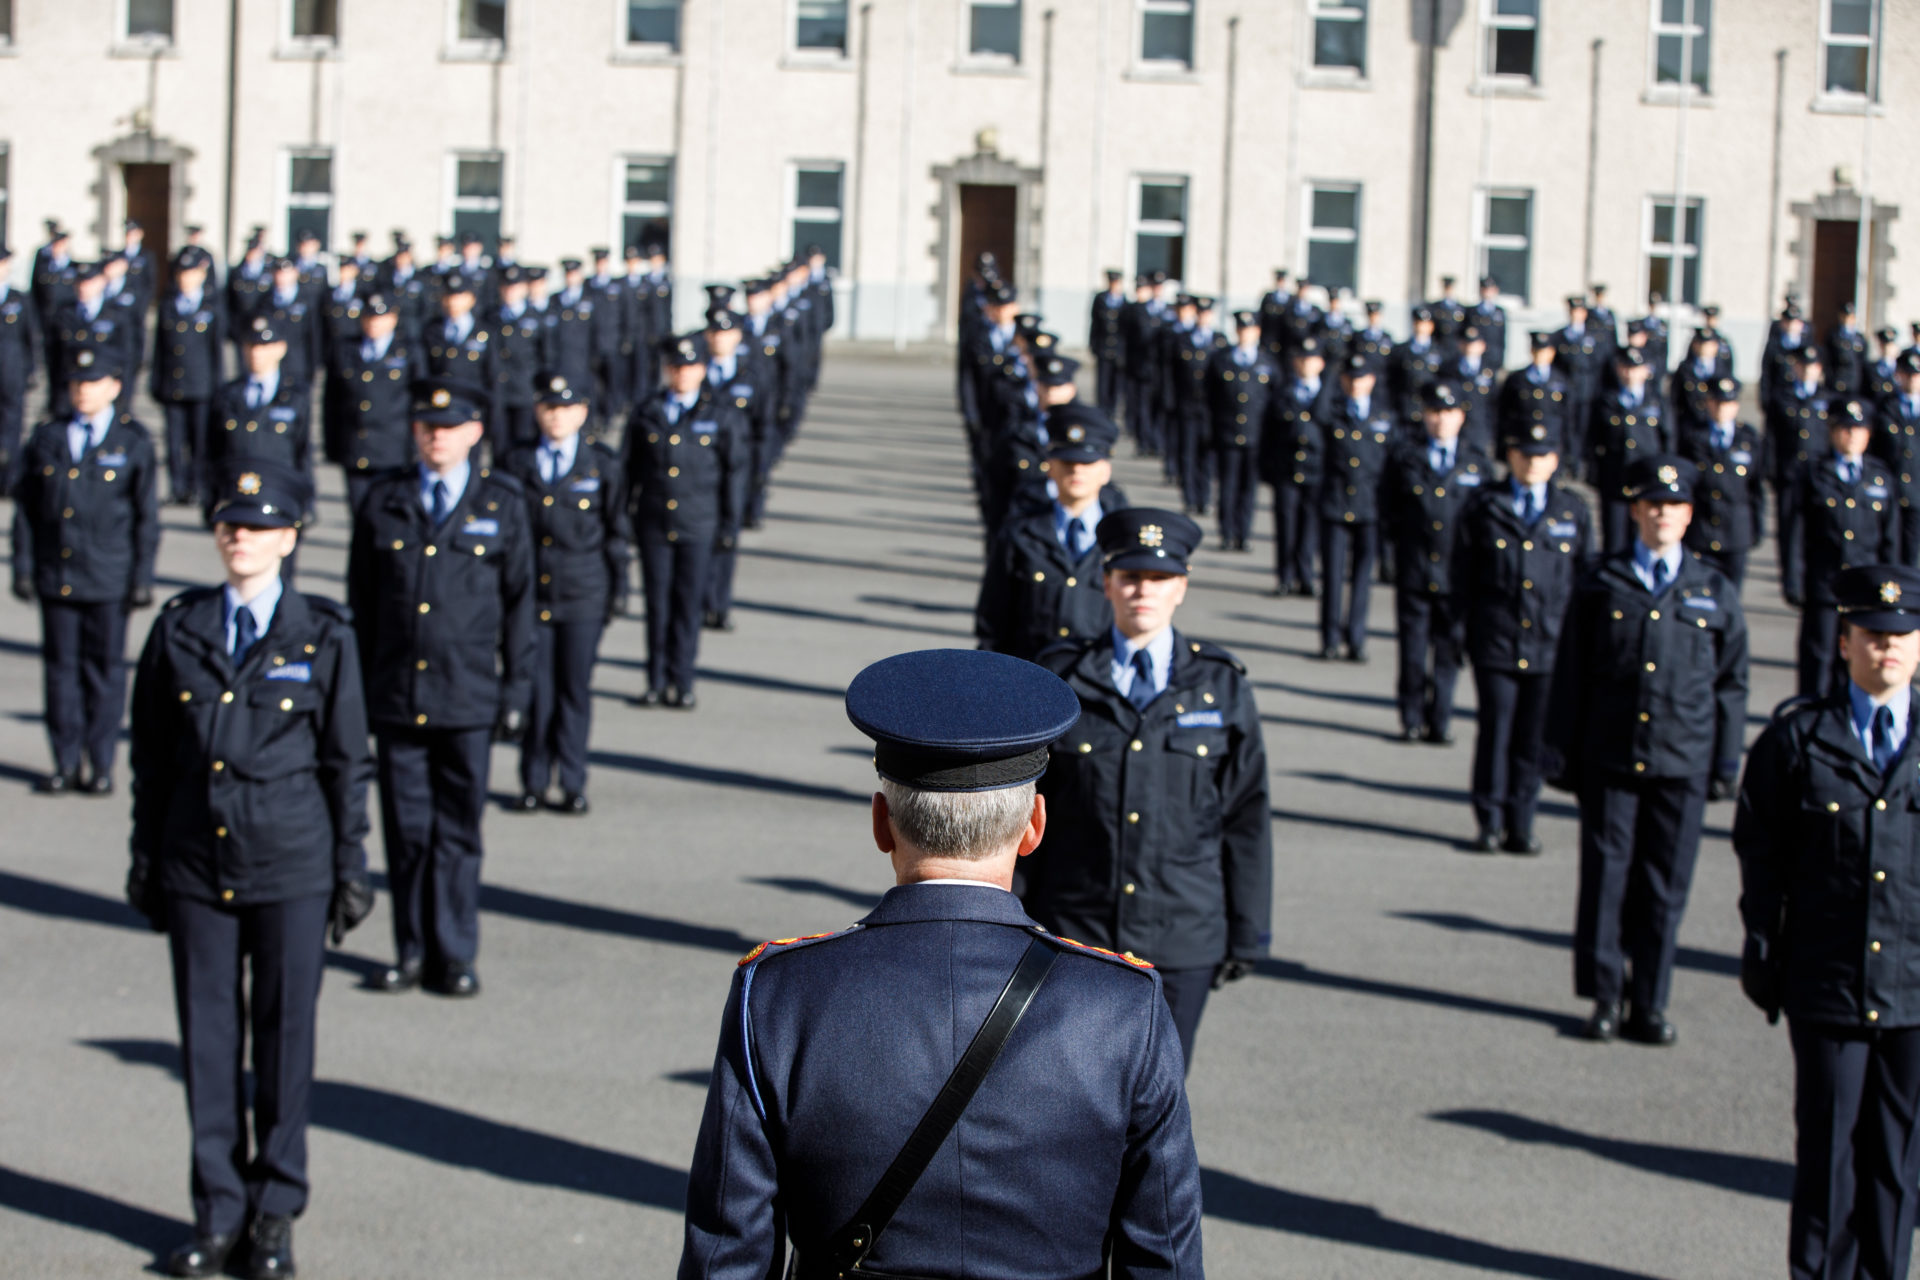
left=0, top=0, right=1908, bottom=369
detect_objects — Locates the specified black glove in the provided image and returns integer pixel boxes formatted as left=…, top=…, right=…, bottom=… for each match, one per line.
left=1707, top=775, right=1734, bottom=802
left=1740, top=935, right=1782, bottom=1024
left=125, top=861, right=166, bottom=933
left=1211, top=958, right=1256, bottom=990
left=11, top=579, right=33, bottom=603
left=1784, top=590, right=1804, bottom=610
left=127, top=584, right=155, bottom=609
left=492, top=706, right=525, bottom=744
left=328, top=871, right=376, bottom=946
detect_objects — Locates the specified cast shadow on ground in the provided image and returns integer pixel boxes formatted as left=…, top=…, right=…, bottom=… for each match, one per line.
left=731, top=597, right=973, bottom=640
left=1255, top=956, right=1587, bottom=1036
left=0, top=1163, right=189, bottom=1270
left=747, top=875, right=881, bottom=913
left=1392, top=910, right=1740, bottom=978
left=1292, top=770, right=1578, bottom=822
left=1430, top=1109, right=1791, bottom=1201
left=739, top=548, right=979, bottom=587
left=1269, top=805, right=1483, bottom=852
left=584, top=748, right=871, bottom=806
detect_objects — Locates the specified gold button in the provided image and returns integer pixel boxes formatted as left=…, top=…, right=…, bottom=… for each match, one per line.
left=667, top=499, right=678, bottom=510
left=1875, top=869, right=1887, bottom=882
left=1517, top=658, right=1528, bottom=670
left=578, top=499, right=590, bottom=510
left=1127, top=812, right=1140, bottom=825
left=543, top=495, right=554, bottom=506
left=1123, top=882, right=1137, bottom=893
left=1130, top=740, right=1143, bottom=751
left=1612, top=610, right=1624, bottom=620
left=1634, top=761, right=1646, bottom=772
left=1877, top=799, right=1888, bottom=811
left=416, top=659, right=428, bottom=670
left=215, top=827, right=228, bottom=838
left=1196, top=744, right=1209, bottom=757
left=1203, top=693, right=1214, bottom=704
left=220, top=691, right=234, bottom=703
left=1078, top=742, right=1091, bottom=753
left=392, top=539, right=404, bottom=550
left=1872, top=941, right=1883, bottom=952
left=1065, top=576, right=1077, bottom=587
left=1058, top=626, right=1070, bottom=636
left=668, top=466, right=680, bottom=477
left=1830, top=802, right=1842, bottom=812
left=475, top=544, right=486, bottom=555
left=212, top=760, right=225, bottom=771
left=1645, top=661, right=1656, bottom=672
left=540, top=609, right=552, bottom=621
left=1522, top=540, right=1533, bottom=551
left=280, top=698, right=293, bottom=711
left=1522, top=579, right=1533, bottom=590
left=415, top=713, right=428, bottom=725
left=1649, top=610, right=1660, bottom=620
left=1638, top=711, right=1650, bottom=723
left=418, top=602, right=431, bottom=613
left=425, top=545, right=438, bottom=557
left=1869, top=1010, right=1881, bottom=1022
left=1033, top=571, right=1046, bottom=582
left=668, top=433, right=681, bottom=445
left=1520, top=618, right=1531, bottom=629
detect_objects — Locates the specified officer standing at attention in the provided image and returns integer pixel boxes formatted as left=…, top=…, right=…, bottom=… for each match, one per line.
left=1498, top=332, right=1572, bottom=453
left=49, top=263, right=142, bottom=420
left=1733, top=564, right=1920, bottom=1280
left=205, top=324, right=312, bottom=557
left=1388, top=306, right=1444, bottom=429
left=150, top=247, right=226, bottom=507
left=1088, top=268, right=1127, bottom=415
left=1317, top=356, right=1394, bottom=662
left=346, top=377, right=534, bottom=998
left=1023, top=509, right=1272, bottom=1067
left=1591, top=347, right=1672, bottom=554
left=1782, top=400, right=1899, bottom=698
left=1445, top=325, right=1498, bottom=457
left=1768, top=346, right=1831, bottom=547
left=127, top=459, right=373, bottom=1280
left=1262, top=334, right=1332, bottom=597
left=1383, top=381, right=1489, bottom=744
left=1827, top=301, right=1869, bottom=400
left=1472, top=276, right=1509, bottom=372
left=330, top=294, right=423, bottom=514
left=423, top=273, right=497, bottom=436
left=698, top=305, right=756, bottom=632
left=0, top=243, right=37, bottom=496
left=1873, top=352, right=1920, bottom=564
left=677, top=648, right=1202, bottom=1279
left=1678, top=376, right=1765, bottom=587
left=1457, top=419, right=1592, bottom=853
left=1546, top=455, right=1749, bottom=1044
left=250, top=259, right=321, bottom=399
left=1208, top=309, right=1278, bottom=552
left=1121, top=272, right=1167, bottom=456
left=500, top=372, right=630, bottom=815
left=489, top=266, right=542, bottom=456
left=1169, top=295, right=1227, bottom=516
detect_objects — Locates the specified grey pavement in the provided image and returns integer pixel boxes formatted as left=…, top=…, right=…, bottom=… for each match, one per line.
left=1, top=350, right=1804, bottom=1278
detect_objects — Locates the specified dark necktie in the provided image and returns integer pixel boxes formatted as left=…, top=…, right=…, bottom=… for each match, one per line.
left=430, top=479, right=451, bottom=527
left=1651, top=558, right=1671, bottom=594
left=1067, top=518, right=1088, bottom=558
left=1874, top=705, right=1897, bottom=773
left=232, top=605, right=258, bottom=665
left=1129, top=650, right=1156, bottom=710
left=1843, top=460, right=1860, bottom=486
left=542, top=446, right=563, bottom=483
left=1520, top=490, right=1539, bottom=525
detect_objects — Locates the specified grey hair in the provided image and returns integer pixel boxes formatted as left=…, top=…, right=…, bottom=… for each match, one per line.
left=878, top=780, right=1037, bottom=860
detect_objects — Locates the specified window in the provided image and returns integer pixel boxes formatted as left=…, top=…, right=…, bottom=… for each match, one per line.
left=1822, top=0, right=1880, bottom=98
left=1651, top=0, right=1709, bottom=92
left=291, top=0, right=339, bottom=40
left=0, top=0, right=13, bottom=43
left=1484, top=0, right=1538, bottom=82
left=1645, top=197, right=1703, bottom=308
left=0, top=148, right=9, bottom=249
left=795, top=0, right=849, bottom=54
left=968, top=0, right=1021, bottom=61
left=626, top=0, right=680, bottom=49
left=1476, top=190, right=1533, bottom=304
left=1140, top=0, right=1194, bottom=68
left=126, top=0, right=174, bottom=41
left=1312, top=0, right=1367, bottom=75
left=790, top=164, right=844, bottom=270
left=620, top=158, right=674, bottom=257
left=284, top=150, right=333, bottom=252
left=450, top=154, right=504, bottom=251
left=1303, top=185, right=1361, bottom=295
left=1133, top=177, right=1188, bottom=280
left=459, top=0, right=506, bottom=43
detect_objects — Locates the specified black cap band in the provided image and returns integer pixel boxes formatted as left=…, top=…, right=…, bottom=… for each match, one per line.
left=874, top=744, right=1050, bottom=792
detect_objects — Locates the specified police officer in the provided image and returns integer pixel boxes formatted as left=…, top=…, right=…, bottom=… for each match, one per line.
left=677, top=647, right=1202, bottom=1278
left=1679, top=375, right=1765, bottom=587
left=698, top=306, right=757, bottom=631
left=49, top=263, right=142, bottom=420
left=225, top=230, right=271, bottom=340
left=1864, top=324, right=1903, bottom=413
left=150, top=248, right=226, bottom=506
left=1088, top=268, right=1127, bottom=414
left=423, top=273, right=497, bottom=435
left=1734, top=564, right=1920, bottom=1280
left=250, top=258, right=322, bottom=397
left=10, top=346, right=159, bottom=792
left=1591, top=347, right=1672, bottom=554
left=1554, top=296, right=1603, bottom=474
left=1547, top=455, right=1749, bottom=1044
left=1168, top=295, right=1227, bottom=515
left=1122, top=272, right=1167, bottom=456
left=1208, top=310, right=1278, bottom=551
left=490, top=265, right=543, bottom=455
left=740, top=277, right=792, bottom=529
left=1445, top=325, right=1498, bottom=457
left=1670, top=330, right=1726, bottom=438
left=1472, top=276, right=1509, bottom=372
left=1318, top=356, right=1393, bottom=662
left=375, top=237, right=431, bottom=346
left=1023, top=508, right=1272, bottom=1067
left=499, top=371, right=631, bottom=815
left=545, top=260, right=604, bottom=416
left=1457, top=420, right=1593, bottom=852
left=329, top=294, right=424, bottom=514
left=1429, top=276, right=1468, bottom=355
left=625, top=335, right=746, bottom=709
left=206, top=323, right=312, bottom=532
left=1768, top=345, right=1830, bottom=540
left=1874, top=351, right=1920, bottom=564
left=126, top=458, right=372, bottom=1280
left=1388, top=305, right=1444, bottom=428
left=1827, top=301, right=1869, bottom=399
left=1383, top=381, right=1490, bottom=743
left=345, top=377, right=535, bottom=998
left=0, top=242, right=36, bottom=493
left=1351, top=299, right=1395, bottom=381
left=1262, top=335, right=1332, bottom=597
left=31, top=222, right=77, bottom=334
left=1498, top=332, right=1572, bottom=457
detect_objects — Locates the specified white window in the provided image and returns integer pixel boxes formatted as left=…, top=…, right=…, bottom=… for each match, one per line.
left=1311, top=0, right=1367, bottom=75
left=1822, top=0, right=1880, bottom=99
left=968, top=0, right=1021, bottom=61
left=284, top=149, right=333, bottom=253
left=1483, top=0, right=1538, bottom=83
left=795, top=0, right=849, bottom=54
left=1140, top=0, right=1194, bottom=68
left=1476, top=190, right=1533, bottom=305
left=290, top=0, right=339, bottom=42
left=1303, top=184, right=1361, bottom=296
left=0, top=1, right=14, bottom=44
left=1651, top=0, right=1709, bottom=92
left=619, top=158, right=674, bottom=257
left=791, top=163, right=845, bottom=270
left=125, top=0, right=174, bottom=43
left=449, top=153, right=504, bottom=252
left=451, top=0, right=506, bottom=51
left=625, top=0, right=680, bottom=50
left=1132, top=177, right=1188, bottom=280
left=1645, top=197, right=1703, bottom=308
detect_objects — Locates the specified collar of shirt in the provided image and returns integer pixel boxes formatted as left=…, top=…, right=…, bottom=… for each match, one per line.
left=1428, top=437, right=1455, bottom=470
left=176, top=291, right=202, bottom=313
left=1630, top=538, right=1684, bottom=592
left=1409, top=338, right=1429, bottom=353
left=560, top=288, right=581, bottom=307
left=503, top=301, right=524, bottom=320
left=223, top=577, right=284, bottom=655
left=911, top=877, right=1009, bottom=892
left=1461, top=358, right=1480, bottom=375
left=1798, top=381, right=1819, bottom=398
left=1296, top=379, right=1320, bottom=399
left=1529, top=363, right=1550, bottom=384
left=1849, top=681, right=1912, bottom=761
left=668, top=391, right=699, bottom=417
left=392, top=266, right=412, bottom=283
left=1111, top=627, right=1176, bottom=701
left=248, top=372, right=281, bottom=403
left=363, top=333, right=393, bottom=361
left=1234, top=345, right=1256, bottom=366
left=1711, top=421, right=1736, bottom=448
left=990, top=324, right=1014, bottom=351
left=1564, top=325, right=1583, bottom=340
left=78, top=300, right=101, bottom=321
left=448, top=314, right=473, bottom=342
left=333, top=284, right=355, bottom=302
left=749, top=313, right=769, bottom=336
left=539, top=435, right=579, bottom=481
left=419, top=459, right=472, bottom=514
left=1053, top=499, right=1104, bottom=554
left=69, top=408, right=115, bottom=456
left=274, top=288, right=298, bottom=306
left=1349, top=395, right=1371, bottom=418
left=709, top=357, right=737, bottom=384
left=1512, top=479, right=1547, bottom=511
left=1837, top=452, right=1866, bottom=481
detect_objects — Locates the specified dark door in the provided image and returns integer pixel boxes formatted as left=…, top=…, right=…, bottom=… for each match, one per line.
left=123, top=163, right=172, bottom=289
left=1811, top=219, right=1860, bottom=344
left=958, top=183, right=1017, bottom=320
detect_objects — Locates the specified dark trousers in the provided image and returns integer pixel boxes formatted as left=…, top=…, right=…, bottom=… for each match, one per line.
left=1215, top=448, right=1258, bottom=545
left=1601, top=498, right=1634, bottom=556
left=163, top=400, right=211, bottom=502
left=1127, top=377, right=1160, bottom=453
left=0, top=383, right=23, bottom=494
left=375, top=725, right=492, bottom=970
left=1320, top=521, right=1376, bottom=653
left=520, top=620, right=601, bottom=797
left=1179, top=414, right=1214, bottom=513
left=39, top=599, right=128, bottom=778
left=746, top=435, right=776, bottom=525
left=1572, top=772, right=1708, bottom=1010
left=1788, top=1020, right=1920, bottom=1280
left=1469, top=667, right=1552, bottom=838
left=1395, top=589, right=1464, bottom=735
left=1158, top=965, right=1213, bottom=1074
left=705, top=546, right=739, bottom=619
left=1096, top=356, right=1123, bottom=415
left=1697, top=548, right=1748, bottom=588
left=638, top=528, right=714, bottom=693
left=1901, top=501, right=1920, bottom=566
left=344, top=469, right=379, bottom=518
left=168, top=892, right=329, bottom=1237
left=1799, top=603, right=1842, bottom=700
left=1271, top=482, right=1319, bottom=592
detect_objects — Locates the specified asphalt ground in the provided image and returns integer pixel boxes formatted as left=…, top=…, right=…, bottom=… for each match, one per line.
left=0, top=349, right=1811, bottom=1278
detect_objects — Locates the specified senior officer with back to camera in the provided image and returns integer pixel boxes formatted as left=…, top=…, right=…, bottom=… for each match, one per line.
left=1735, top=564, right=1920, bottom=1280
left=127, top=459, right=373, bottom=1280
left=346, top=376, right=534, bottom=998
left=1545, top=455, right=1750, bottom=1045
left=678, top=647, right=1202, bottom=1280
left=1022, top=507, right=1272, bottom=1068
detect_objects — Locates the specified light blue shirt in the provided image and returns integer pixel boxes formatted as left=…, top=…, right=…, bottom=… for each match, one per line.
left=1849, top=680, right=1911, bottom=764
left=420, top=459, right=471, bottom=517
left=1837, top=453, right=1867, bottom=485
left=1630, top=539, right=1684, bottom=594
left=245, top=371, right=280, bottom=408
left=223, top=577, right=283, bottom=657
left=361, top=332, right=393, bottom=363
left=665, top=391, right=698, bottom=424
left=446, top=314, right=473, bottom=344
left=537, top=435, right=578, bottom=483
left=175, top=291, right=203, bottom=315
left=68, top=407, right=114, bottom=461
left=1428, top=437, right=1457, bottom=473
left=1294, top=379, right=1321, bottom=402
left=1053, top=500, right=1103, bottom=558
left=709, top=356, right=737, bottom=385
left=1512, top=480, right=1548, bottom=520
left=1111, top=626, right=1175, bottom=703
left=1711, top=420, right=1736, bottom=451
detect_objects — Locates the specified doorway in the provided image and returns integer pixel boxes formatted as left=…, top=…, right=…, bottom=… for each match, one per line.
left=122, top=162, right=172, bottom=281
left=957, top=185, right=1016, bottom=318
left=1810, top=219, right=1859, bottom=343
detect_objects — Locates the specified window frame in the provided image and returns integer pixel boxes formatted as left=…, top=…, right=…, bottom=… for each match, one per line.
left=1130, top=174, right=1190, bottom=283
left=1819, top=0, right=1881, bottom=102
left=1643, top=194, right=1705, bottom=312
left=1480, top=0, right=1540, bottom=87
left=1136, top=0, right=1197, bottom=72
left=1301, top=182, right=1362, bottom=298
left=0, top=145, right=10, bottom=253
left=280, top=0, right=341, bottom=57
left=445, top=0, right=508, bottom=62
left=446, top=151, right=506, bottom=253
left=960, top=0, right=1023, bottom=68
left=117, top=0, right=176, bottom=52
left=788, top=160, right=847, bottom=271
left=279, top=147, right=336, bottom=260
left=613, top=155, right=675, bottom=259
left=0, top=0, right=15, bottom=48
left=616, top=0, right=682, bottom=57
left=1474, top=187, right=1535, bottom=307
left=790, top=0, right=852, bottom=61
left=1647, top=0, right=1710, bottom=95
left=1309, top=0, right=1368, bottom=78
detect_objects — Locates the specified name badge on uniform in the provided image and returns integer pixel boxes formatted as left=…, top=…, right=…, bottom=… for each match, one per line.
left=96, top=451, right=128, bottom=466
left=1867, top=484, right=1890, bottom=498
left=269, top=407, right=295, bottom=421
left=265, top=663, right=312, bottom=681
left=1548, top=521, right=1577, bottom=538
left=1455, top=472, right=1483, bottom=487
left=1682, top=596, right=1718, bottom=611
left=463, top=518, right=499, bottom=535
left=1730, top=450, right=1753, bottom=465
left=1176, top=710, right=1225, bottom=728
left=730, top=382, right=754, bottom=398
left=569, top=477, right=600, bottom=493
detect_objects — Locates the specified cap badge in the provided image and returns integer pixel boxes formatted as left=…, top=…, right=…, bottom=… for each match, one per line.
left=76, top=350, right=95, bottom=367
left=1066, top=425, right=1085, bottom=443
left=1138, top=524, right=1165, bottom=548
left=679, top=340, right=697, bottom=360
left=1657, top=465, right=1678, bottom=486
left=237, top=472, right=262, bottom=496
left=1884, top=580, right=1903, bottom=604
left=1530, top=424, right=1546, bottom=441
left=550, top=375, right=567, bottom=392
left=431, top=389, right=452, bottom=408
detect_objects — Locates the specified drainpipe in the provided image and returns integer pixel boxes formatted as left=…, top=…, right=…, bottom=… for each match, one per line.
left=1581, top=38, right=1601, bottom=287
left=1764, top=49, right=1788, bottom=309
left=1037, top=8, right=1054, bottom=307
left=222, top=0, right=241, bottom=261
left=1412, top=0, right=1439, bottom=303
left=1218, top=15, right=1237, bottom=302
left=891, top=0, right=917, bottom=350
left=850, top=3, right=873, bottom=337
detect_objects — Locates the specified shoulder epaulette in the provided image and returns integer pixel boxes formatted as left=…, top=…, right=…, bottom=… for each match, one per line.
left=163, top=585, right=218, bottom=612
left=1182, top=637, right=1247, bottom=675
left=1033, top=635, right=1099, bottom=671
left=479, top=468, right=525, bottom=495
left=1034, top=928, right=1156, bottom=972
left=302, top=594, right=353, bottom=624
left=1772, top=693, right=1820, bottom=723
left=737, top=926, right=857, bottom=967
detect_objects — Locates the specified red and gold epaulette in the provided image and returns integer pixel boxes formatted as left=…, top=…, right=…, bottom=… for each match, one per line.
left=1051, top=935, right=1155, bottom=970
left=737, top=931, right=844, bottom=967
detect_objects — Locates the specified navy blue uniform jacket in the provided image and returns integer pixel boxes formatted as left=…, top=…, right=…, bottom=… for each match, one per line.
left=678, top=882, right=1203, bottom=1280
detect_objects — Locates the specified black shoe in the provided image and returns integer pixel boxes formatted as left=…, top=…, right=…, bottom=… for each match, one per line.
left=1622, top=1007, right=1677, bottom=1046
left=511, top=792, right=541, bottom=813
left=435, top=963, right=481, bottom=998
left=83, top=773, right=114, bottom=796
left=702, top=611, right=722, bottom=630
left=1582, top=1001, right=1621, bottom=1042
left=167, top=1231, right=237, bottom=1278
left=372, top=958, right=423, bottom=993
left=1318, top=646, right=1341, bottom=661
left=1294, top=583, right=1317, bottom=598
left=712, top=613, right=733, bottom=632
left=1345, top=647, right=1369, bottom=664
left=558, top=792, right=589, bottom=815
left=38, top=771, right=78, bottom=795
left=247, top=1213, right=294, bottom=1279
left=1422, top=727, right=1455, bottom=746
left=1396, top=726, right=1422, bottom=743
left=675, top=689, right=697, bottom=710
left=1467, top=828, right=1501, bottom=854
left=1503, top=831, right=1543, bottom=856
left=633, top=688, right=664, bottom=707
left=662, top=685, right=684, bottom=708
